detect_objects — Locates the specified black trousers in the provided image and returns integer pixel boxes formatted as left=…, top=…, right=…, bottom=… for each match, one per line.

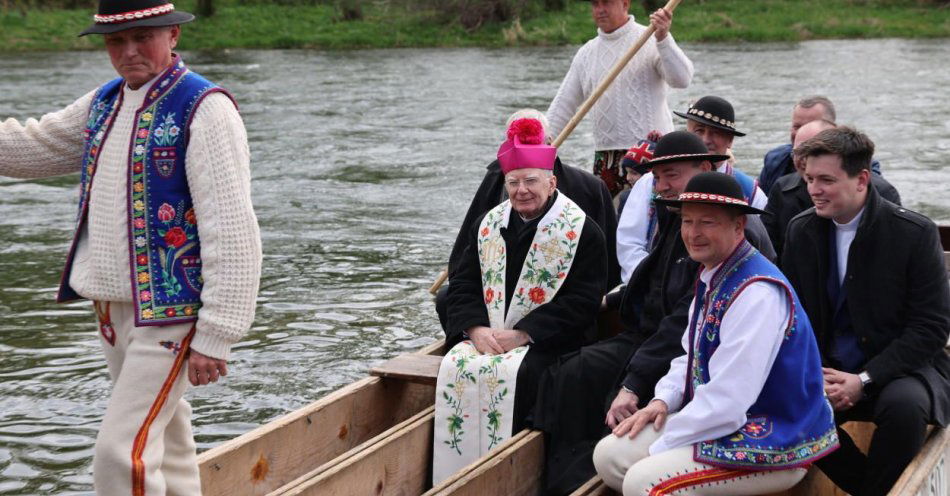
left=816, top=375, right=933, bottom=496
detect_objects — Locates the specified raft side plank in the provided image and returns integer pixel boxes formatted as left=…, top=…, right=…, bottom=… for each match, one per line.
left=370, top=353, right=443, bottom=386
left=424, top=430, right=535, bottom=495
left=278, top=407, right=435, bottom=496
left=418, top=338, right=447, bottom=356
left=196, top=376, right=434, bottom=496
left=570, top=477, right=612, bottom=496
left=887, top=426, right=948, bottom=496
left=427, top=430, right=545, bottom=496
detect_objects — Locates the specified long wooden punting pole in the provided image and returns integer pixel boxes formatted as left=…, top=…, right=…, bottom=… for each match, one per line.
left=552, top=0, right=683, bottom=147
left=428, top=0, right=685, bottom=295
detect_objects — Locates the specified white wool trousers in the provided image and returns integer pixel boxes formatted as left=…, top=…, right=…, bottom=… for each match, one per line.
left=592, top=417, right=806, bottom=495
left=92, top=301, right=201, bottom=496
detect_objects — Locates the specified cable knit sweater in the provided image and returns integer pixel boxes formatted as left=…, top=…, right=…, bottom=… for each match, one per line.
left=0, top=74, right=261, bottom=360
left=546, top=16, right=694, bottom=151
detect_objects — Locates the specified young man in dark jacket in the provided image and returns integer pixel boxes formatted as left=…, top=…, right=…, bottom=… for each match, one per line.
left=782, top=126, right=950, bottom=496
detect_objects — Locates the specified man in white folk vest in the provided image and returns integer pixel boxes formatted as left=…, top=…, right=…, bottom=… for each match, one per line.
left=546, top=0, right=693, bottom=197
left=0, top=1, right=261, bottom=493
left=433, top=118, right=607, bottom=484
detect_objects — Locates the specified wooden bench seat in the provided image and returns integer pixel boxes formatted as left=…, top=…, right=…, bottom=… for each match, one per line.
left=370, top=354, right=444, bottom=386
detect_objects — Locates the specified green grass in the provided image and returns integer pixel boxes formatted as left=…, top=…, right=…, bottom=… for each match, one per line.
left=1, top=0, right=948, bottom=52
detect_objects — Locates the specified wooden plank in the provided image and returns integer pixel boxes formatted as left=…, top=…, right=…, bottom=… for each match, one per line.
left=887, top=427, right=949, bottom=496
left=197, top=377, right=434, bottom=496
left=370, top=354, right=443, bottom=385
left=278, top=407, right=435, bottom=496
left=418, top=338, right=447, bottom=356
left=426, top=430, right=545, bottom=496
left=570, top=477, right=613, bottom=496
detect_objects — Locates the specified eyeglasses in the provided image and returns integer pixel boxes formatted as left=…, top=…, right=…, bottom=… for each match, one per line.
left=504, top=176, right=544, bottom=189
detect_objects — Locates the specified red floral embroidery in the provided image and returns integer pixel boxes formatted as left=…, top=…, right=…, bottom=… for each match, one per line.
left=484, top=288, right=494, bottom=304
left=557, top=272, right=566, bottom=279
left=528, top=287, right=545, bottom=304
left=133, top=162, right=144, bottom=173
left=137, top=128, right=149, bottom=139
left=157, top=203, right=176, bottom=222
left=566, top=230, right=577, bottom=241
left=164, top=227, right=187, bottom=248
left=137, top=255, right=148, bottom=265
left=164, top=308, right=177, bottom=317
left=184, top=208, right=197, bottom=226
left=133, top=218, right=146, bottom=229
left=481, top=227, right=490, bottom=237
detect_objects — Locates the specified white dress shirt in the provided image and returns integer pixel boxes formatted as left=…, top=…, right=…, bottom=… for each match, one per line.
left=832, top=207, right=865, bottom=284
left=649, top=262, right=791, bottom=455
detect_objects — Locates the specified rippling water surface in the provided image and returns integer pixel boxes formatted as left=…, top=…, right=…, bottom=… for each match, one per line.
left=0, top=39, right=948, bottom=493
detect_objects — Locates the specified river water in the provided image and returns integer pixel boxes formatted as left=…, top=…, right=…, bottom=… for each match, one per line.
left=0, top=39, right=947, bottom=493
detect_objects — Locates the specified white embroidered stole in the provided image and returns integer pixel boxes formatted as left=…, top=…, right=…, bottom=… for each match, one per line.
left=433, top=192, right=587, bottom=484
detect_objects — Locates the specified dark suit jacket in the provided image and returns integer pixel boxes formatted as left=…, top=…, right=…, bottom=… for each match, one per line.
left=782, top=188, right=950, bottom=425
left=765, top=171, right=901, bottom=259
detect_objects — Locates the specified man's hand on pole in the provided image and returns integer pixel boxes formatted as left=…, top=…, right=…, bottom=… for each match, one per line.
left=189, top=349, right=228, bottom=386
left=650, top=8, right=673, bottom=41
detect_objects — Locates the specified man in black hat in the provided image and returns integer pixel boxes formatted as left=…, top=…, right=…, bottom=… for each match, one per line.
left=593, top=171, right=837, bottom=496
left=0, top=2, right=261, bottom=493
left=533, top=131, right=774, bottom=495
left=618, top=95, right=770, bottom=279
left=782, top=126, right=949, bottom=496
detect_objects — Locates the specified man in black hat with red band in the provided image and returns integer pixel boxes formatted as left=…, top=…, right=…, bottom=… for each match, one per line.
left=618, top=95, right=770, bottom=280
left=533, top=131, right=774, bottom=494
left=0, top=2, right=261, bottom=494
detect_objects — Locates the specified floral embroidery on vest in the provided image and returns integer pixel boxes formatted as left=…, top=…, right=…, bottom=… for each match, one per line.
left=59, top=55, right=235, bottom=327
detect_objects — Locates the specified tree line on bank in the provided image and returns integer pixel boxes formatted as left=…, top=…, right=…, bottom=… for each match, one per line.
left=2, top=0, right=947, bottom=30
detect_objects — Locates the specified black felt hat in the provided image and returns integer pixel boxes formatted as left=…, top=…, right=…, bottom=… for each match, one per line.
left=643, top=131, right=731, bottom=169
left=673, top=95, right=746, bottom=137
left=80, top=0, right=195, bottom=36
left=654, top=171, right=768, bottom=215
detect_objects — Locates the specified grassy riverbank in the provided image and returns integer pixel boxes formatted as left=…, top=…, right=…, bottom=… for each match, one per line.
left=1, top=0, right=948, bottom=52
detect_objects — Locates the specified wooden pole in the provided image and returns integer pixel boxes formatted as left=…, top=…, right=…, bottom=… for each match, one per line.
left=428, top=0, right=684, bottom=295
left=428, top=268, right=449, bottom=296
left=552, top=0, right=683, bottom=148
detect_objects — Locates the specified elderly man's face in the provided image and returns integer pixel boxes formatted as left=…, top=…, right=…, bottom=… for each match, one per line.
left=505, top=168, right=557, bottom=219
left=681, top=203, right=745, bottom=269
left=686, top=120, right=734, bottom=158
left=591, top=0, right=630, bottom=33
left=653, top=161, right=712, bottom=202
left=104, top=26, right=180, bottom=90
left=790, top=104, right=828, bottom=144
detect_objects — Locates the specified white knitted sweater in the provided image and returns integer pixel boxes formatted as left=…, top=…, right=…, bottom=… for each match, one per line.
left=546, top=15, right=694, bottom=151
left=0, top=76, right=261, bottom=360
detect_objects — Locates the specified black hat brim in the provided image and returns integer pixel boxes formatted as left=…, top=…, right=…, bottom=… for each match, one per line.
left=654, top=196, right=768, bottom=216
left=646, top=152, right=731, bottom=169
left=673, top=110, right=747, bottom=137
left=79, top=10, right=194, bottom=36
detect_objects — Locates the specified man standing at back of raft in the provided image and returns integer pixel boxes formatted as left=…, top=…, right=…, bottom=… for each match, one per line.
left=433, top=118, right=606, bottom=484
left=593, top=172, right=838, bottom=495
left=782, top=127, right=949, bottom=496
left=0, top=1, right=261, bottom=493
left=546, top=0, right=693, bottom=197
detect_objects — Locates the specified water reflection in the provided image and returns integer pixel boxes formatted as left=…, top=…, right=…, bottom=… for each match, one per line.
left=0, top=39, right=948, bottom=492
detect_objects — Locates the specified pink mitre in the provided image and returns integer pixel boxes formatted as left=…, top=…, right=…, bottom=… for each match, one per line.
left=497, top=118, right=558, bottom=175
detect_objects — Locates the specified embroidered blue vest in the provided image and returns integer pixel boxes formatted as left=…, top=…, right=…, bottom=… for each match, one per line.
left=57, top=56, right=233, bottom=327
left=684, top=241, right=838, bottom=470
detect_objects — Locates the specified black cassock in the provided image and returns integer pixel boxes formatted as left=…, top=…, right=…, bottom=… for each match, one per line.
left=446, top=191, right=607, bottom=434
left=443, top=157, right=619, bottom=288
